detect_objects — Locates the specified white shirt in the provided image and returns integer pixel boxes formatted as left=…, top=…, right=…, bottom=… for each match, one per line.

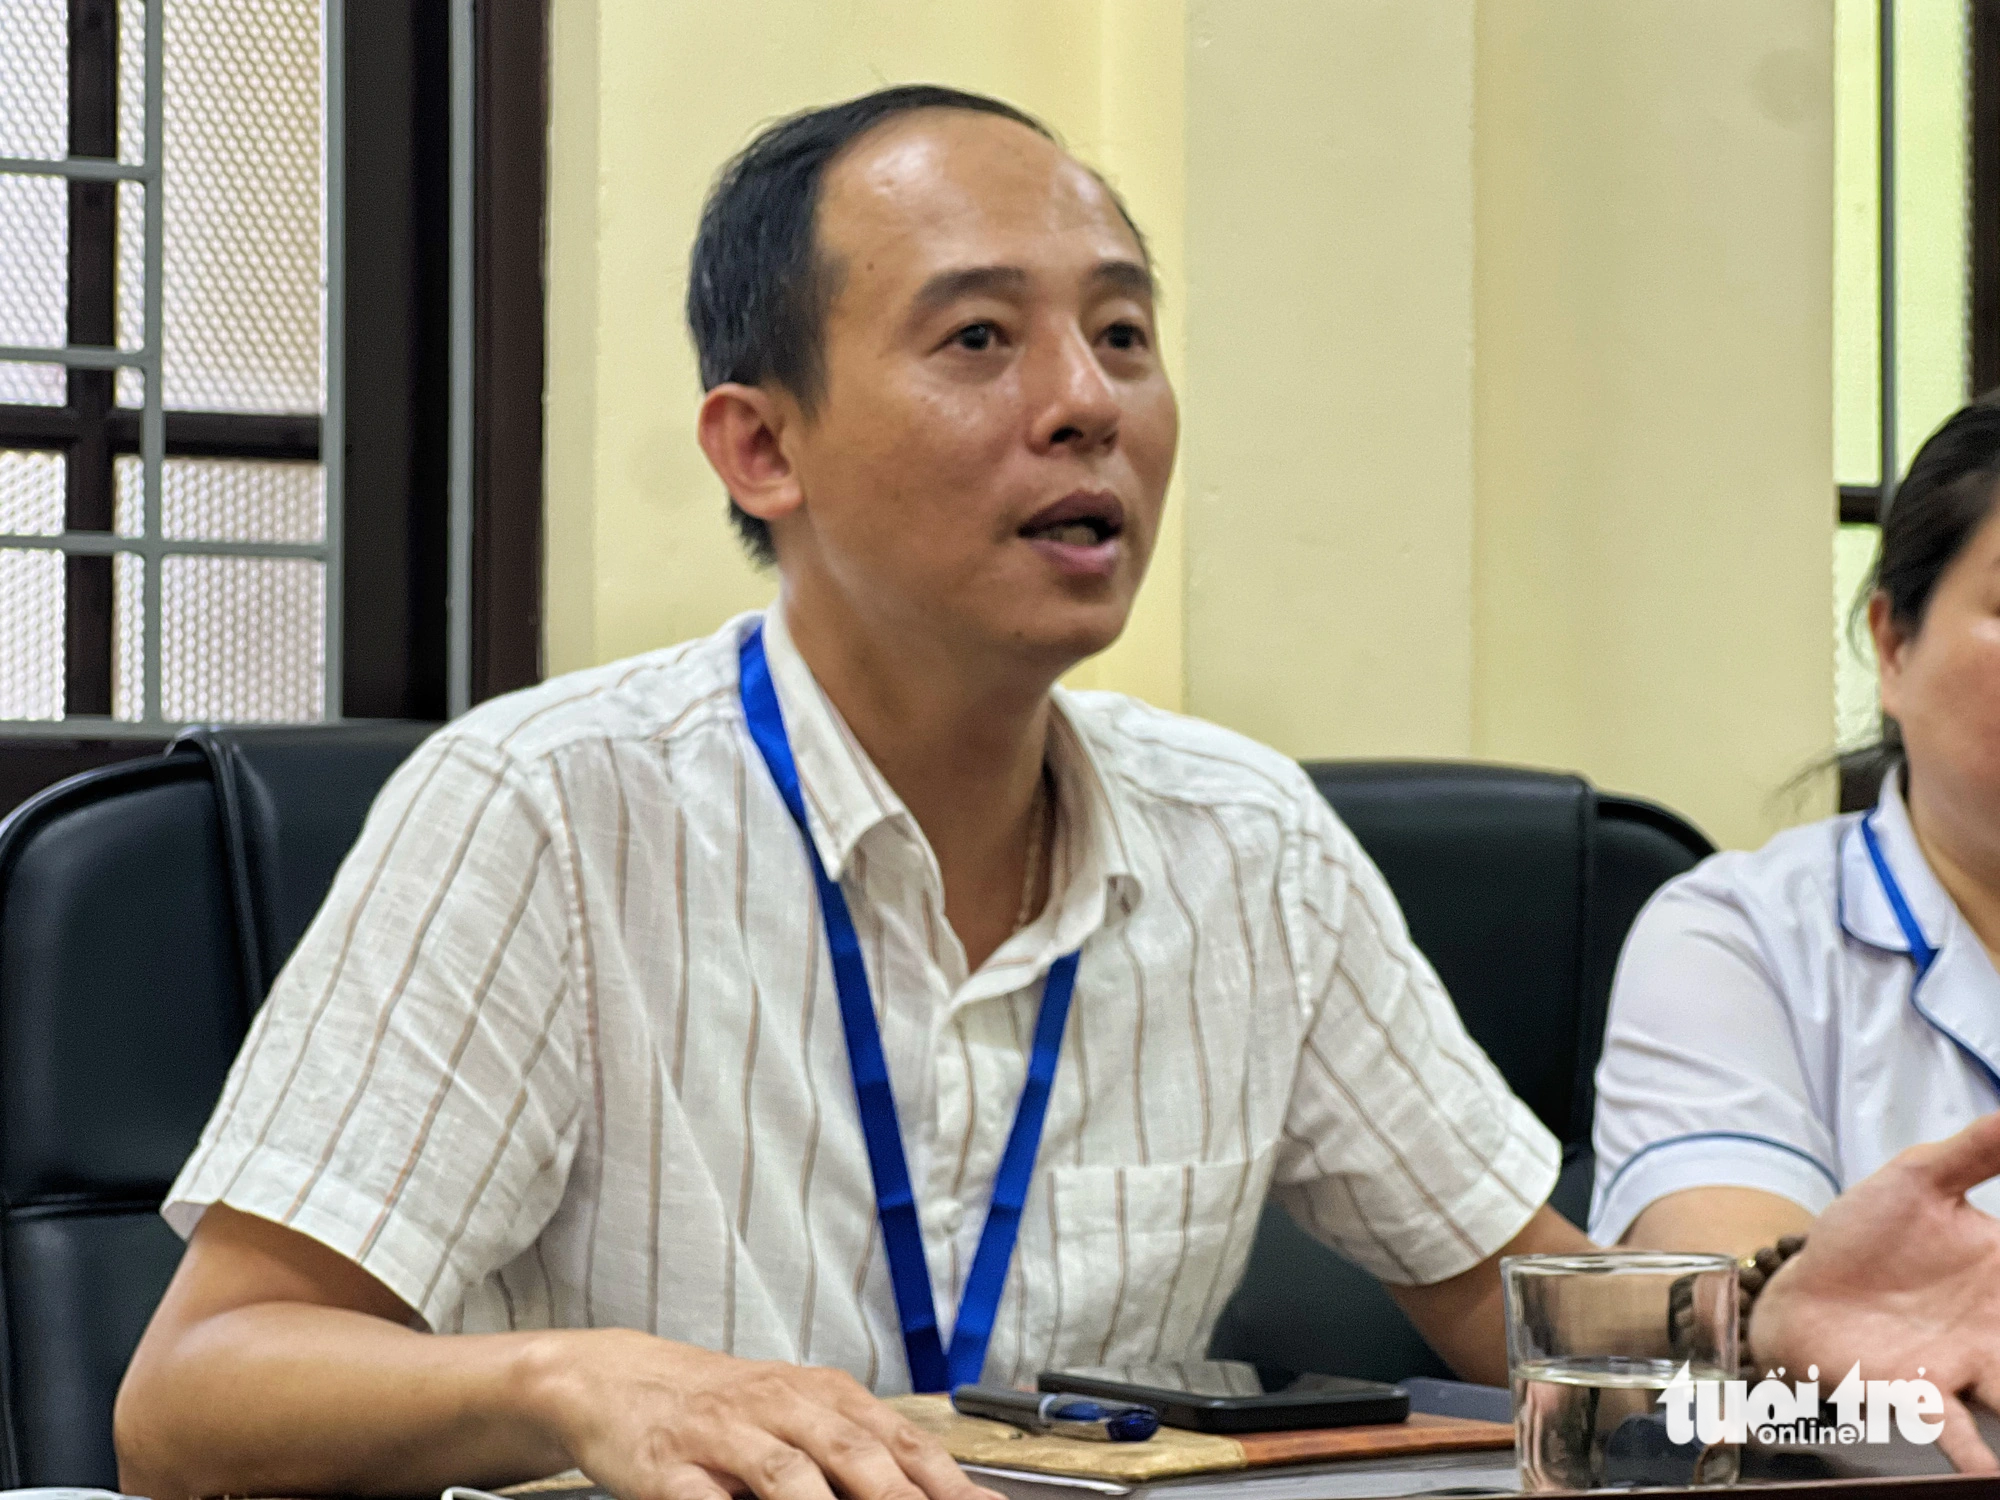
left=1591, top=770, right=2000, bottom=1243
left=168, top=610, right=1556, bottom=1389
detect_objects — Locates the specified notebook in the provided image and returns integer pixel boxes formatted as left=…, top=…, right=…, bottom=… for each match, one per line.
left=889, top=1394, right=1513, bottom=1483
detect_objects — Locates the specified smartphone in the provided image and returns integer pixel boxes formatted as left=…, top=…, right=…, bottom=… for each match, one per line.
left=1037, top=1360, right=1409, bottom=1434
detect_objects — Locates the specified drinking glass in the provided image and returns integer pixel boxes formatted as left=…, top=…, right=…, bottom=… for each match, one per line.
left=1503, top=1251, right=1739, bottom=1491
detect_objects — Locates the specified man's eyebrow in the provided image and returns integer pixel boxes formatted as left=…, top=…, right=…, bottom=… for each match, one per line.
left=908, top=265, right=1030, bottom=322
left=1089, top=258, right=1156, bottom=301
left=905, top=259, right=1157, bottom=325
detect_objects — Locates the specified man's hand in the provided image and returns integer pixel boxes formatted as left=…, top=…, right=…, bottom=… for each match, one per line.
left=527, top=1333, right=996, bottom=1500
left=1752, top=1111, right=2000, bottom=1474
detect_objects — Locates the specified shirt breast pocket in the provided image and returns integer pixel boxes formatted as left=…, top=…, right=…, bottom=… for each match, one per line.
left=1041, top=1153, right=1274, bottom=1371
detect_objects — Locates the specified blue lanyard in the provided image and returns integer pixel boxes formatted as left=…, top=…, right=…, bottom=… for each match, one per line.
left=738, top=624, right=1080, bottom=1391
left=1860, top=812, right=1938, bottom=980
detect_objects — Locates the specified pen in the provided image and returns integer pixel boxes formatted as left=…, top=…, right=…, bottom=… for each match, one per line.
left=950, top=1383, right=1160, bottom=1442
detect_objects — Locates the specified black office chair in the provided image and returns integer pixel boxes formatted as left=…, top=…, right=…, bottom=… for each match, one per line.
left=1209, top=761, right=1713, bottom=1383
left=0, top=723, right=434, bottom=1487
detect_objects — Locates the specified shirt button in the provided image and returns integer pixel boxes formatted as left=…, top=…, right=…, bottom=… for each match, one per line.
left=940, top=1200, right=965, bottom=1234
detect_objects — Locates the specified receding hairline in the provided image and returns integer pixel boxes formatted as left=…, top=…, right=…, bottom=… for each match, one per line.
left=807, top=104, right=1152, bottom=280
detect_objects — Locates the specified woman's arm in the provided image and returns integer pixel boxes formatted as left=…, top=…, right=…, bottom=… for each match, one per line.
left=1620, top=1185, right=1814, bottom=1259
left=1591, top=872, right=1841, bottom=1245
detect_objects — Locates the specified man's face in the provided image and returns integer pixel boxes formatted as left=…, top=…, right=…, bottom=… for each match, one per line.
left=776, top=109, right=1177, bottom=672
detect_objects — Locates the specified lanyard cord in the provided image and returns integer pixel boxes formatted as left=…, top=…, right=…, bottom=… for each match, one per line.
left=1860, top=812, right=1939, bottom=978
left=737, top=624, right=1080, bottom=1390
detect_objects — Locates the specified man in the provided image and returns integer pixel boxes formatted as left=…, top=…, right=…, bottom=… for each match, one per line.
left=113, top=85, right=2000, bottom=1499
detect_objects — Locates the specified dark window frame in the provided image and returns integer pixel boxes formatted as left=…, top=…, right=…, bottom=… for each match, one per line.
left=1835, top=4, right=2000, bottom=525
left=0, top=0, right=547, bottom=815
left=1973, top=0, right=2000, bottom=399
left=1836, top=8, right=1999, bottom=812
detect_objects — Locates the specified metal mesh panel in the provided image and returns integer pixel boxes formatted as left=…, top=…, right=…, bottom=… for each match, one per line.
left=0, top=363, right=66, bottom=408
left=118, top=0, right=145, bottom=165
left=113, top=455, right=325, bottom=543
left=112, top=455, right=140, bottom=537
left=0, top=549, right=64, bottom=720
left=116, top=179, right=145, bottom=349
left=0, top=174, right=68, bottom=352
left=0, top=0, right=67, bottom=161
left=114, top=550, right=142, bottom=720
left=0, top=165, right=69, bottom=401
left=161, top=554, right=324, bottom=723
left=135, top=1, right=325, bottom=415
left=0, top=451, right=65, bottom=537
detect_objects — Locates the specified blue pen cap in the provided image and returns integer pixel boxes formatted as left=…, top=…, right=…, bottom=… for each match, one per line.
left=1106, top=1408, right=1161, bottom=1441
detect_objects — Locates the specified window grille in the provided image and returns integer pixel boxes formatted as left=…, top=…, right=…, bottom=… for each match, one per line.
left=0, top=0, right=340, bottom=733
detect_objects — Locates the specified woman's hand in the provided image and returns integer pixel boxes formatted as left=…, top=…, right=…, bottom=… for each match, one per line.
left=1752, top=1112, right=2000, bottom=1473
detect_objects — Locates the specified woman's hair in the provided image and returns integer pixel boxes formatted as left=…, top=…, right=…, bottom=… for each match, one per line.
left=1847, top=390, right=2000, bottom=780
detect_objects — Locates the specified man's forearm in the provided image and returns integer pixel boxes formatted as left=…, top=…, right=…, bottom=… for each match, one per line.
left=116, top=1302, right=572, bottom=1500
left=1386, top=1204, right=1595, bottom=1387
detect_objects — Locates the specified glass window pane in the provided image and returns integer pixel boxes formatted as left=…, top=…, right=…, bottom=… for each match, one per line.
left=114, top=550, right=143, bottom=721
left=0, top=549, right=65, bottom=721
left=1835, top=523, right=1882, bottom=750
left=154, top=1, right=325, bottom=415
left=161, top=554, right=324, bottom=723
left=0, top=174, right=69, bottom=352
left=1832, top=0, right=1970, bottom=486
left=0, top=0, right=68, bottom=162
left=114, top=455, right=325, bottom=543
left=0, top=451, right=65, bottom=537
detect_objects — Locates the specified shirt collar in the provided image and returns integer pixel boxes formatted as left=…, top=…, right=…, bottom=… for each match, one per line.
left=749, top=609, right=1148, bottom=931
left=1044, top=687, right=1146, bottom=928
left=755, top=606, right=906, bottom=881
left=1839, top=766, right=1955, bottom=958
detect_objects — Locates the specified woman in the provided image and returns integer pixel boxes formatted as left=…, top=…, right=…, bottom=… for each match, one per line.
left=1592, top=394, right=2000, bottom=1256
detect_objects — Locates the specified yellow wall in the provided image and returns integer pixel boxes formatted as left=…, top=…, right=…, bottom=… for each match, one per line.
left=1180, top=0, right=1478, bottom=759
left=1471, top=0, right=1835, bottom=846
left=545, top=0, right=1837, bottom=849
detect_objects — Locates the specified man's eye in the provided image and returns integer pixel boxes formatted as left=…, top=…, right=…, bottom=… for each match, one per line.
left=953, top=323, right=998, bottom=352
left=1103, top=321, right=1148, bottom=352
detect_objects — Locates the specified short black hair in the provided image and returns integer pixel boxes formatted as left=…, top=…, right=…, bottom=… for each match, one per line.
left=687, top=85, right=1142, bottom=566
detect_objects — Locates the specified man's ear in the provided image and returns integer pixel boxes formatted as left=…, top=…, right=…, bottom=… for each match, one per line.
left=1868, top=590, right=1912, bottom=720
left=696, top=383, right=804, bottom=530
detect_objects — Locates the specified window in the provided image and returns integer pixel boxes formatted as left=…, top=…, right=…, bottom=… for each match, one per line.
left=0, top=0, right=547, bottom=814
left=1831, top=0, right=1982, bottom=807
left=0, top=0, right=330, bottom=729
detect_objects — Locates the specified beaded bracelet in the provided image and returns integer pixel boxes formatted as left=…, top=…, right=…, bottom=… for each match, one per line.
left=1737, top=1233, right=1808, bottom=1378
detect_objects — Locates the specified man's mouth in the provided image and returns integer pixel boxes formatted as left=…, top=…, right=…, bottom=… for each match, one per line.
left=1029, top=519, right=1117, bottom=546
left=1018, top=492, right=1126, bottom=547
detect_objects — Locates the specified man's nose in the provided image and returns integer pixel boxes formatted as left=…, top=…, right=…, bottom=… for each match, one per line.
left=1028, top=327, right=1120, bottom=454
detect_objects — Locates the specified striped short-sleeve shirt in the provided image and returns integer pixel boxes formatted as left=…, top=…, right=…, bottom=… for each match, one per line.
left=166, top=609, right=1558, bottom=1389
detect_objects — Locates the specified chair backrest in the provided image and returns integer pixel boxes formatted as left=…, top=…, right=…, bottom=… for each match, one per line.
left=1209, top=760, right=1711, bottom=1384
left=0, top=723, right=432, bottom=1487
